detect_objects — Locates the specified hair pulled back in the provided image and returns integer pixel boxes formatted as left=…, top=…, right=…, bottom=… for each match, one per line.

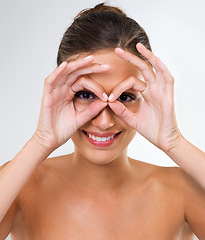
left=57, top=3, right=152, bottom=65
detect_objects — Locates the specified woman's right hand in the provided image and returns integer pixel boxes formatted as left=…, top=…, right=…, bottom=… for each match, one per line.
left=32, top=56, right=109, bottom=153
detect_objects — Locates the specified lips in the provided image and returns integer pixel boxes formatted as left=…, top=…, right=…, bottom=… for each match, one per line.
left=82, top=130, right=122, bottom=147
left=83, top=130, right=121, bottom=137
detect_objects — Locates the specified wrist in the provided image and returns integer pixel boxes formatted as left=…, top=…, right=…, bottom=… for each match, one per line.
left=29, top=134, right=54, bottom=161
left=31, top=130, right=58, bottom=154
left=165, top=135, right=187, bottom=159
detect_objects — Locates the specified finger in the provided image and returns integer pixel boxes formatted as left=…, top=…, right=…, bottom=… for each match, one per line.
left=108, top=101, right=136, bottom=129
left=53, top=56, right=95, bottom=88
left=108, top=76, right=146, bottom=102
left=64, top=63, right=110, bottom=87
left=156, top=58, right=175, bottom=84
left=66, top=55, right=94, bottom=74
left=71, top=76, right=108, bottom=101
left=76, top=100, right=108, bottom=128
left=155, top=70, right=167, bottom=91
left=44, top=61, right=68, bottom=94
left=137, top=44, right=174, bottom=87
left=136, top=43, right=160, bottom=71
left=137, top=43, right=174, bottom=85
left=115, top=48, right=156, bottom=84
left=43, top=56, right=94, bottom=94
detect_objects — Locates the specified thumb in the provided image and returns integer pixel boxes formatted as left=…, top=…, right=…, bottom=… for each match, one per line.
left=108, top=101, right=137, bottom=129
left=76, top=100, right=108, bottom=127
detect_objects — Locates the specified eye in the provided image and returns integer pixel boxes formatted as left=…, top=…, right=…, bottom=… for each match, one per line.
left=117, top=92, right=136, bottom=103
left=74, top=91, right=97, bottom=101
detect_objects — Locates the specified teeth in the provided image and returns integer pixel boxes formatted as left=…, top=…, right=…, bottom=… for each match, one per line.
left=87, top=133, right=116, bottom=142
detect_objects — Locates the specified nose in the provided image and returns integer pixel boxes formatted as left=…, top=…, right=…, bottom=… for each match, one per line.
left=92, top=106, right=115, bottom=130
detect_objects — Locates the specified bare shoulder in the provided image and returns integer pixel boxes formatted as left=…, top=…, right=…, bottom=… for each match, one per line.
left=149, top=163, right=205, bottom=196
left=18, top=153, right=74, bottom=200
left=128, top=159, right=196, bottom=238
left=150, top=164, right=205, bottom=239
left=0, top=161, right=11, bottom=171
left=129, top=157, right=192, bottom=193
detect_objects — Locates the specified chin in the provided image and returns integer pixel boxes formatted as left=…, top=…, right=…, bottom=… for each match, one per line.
left=71, top=128, right=136, bottom=165
left=91, top=151, right=124, bottom=165
left=74, top=144, right=124, bottom=165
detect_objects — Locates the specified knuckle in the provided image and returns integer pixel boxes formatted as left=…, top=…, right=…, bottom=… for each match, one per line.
left=121, top=106, right=128, bottom=118
left=68, top=88, right=75, bottom=99
left=78, top=76, right=87, bottom=84
left=169, top=76, right=175, bottom=84
left=70, top=72, right=78, bottom=80
left=74, top=70, right=79, bottom=78
left=48, top=71, right=58, bottom=81
left=66, top=81, right=72, bottom=87
left=130, top=76, right=136, bottom=83
left=141, top=62, right=149, bottom=71
left=79, top=75, right=86, bottom=81
left=44, top=76, right=51, bottom=85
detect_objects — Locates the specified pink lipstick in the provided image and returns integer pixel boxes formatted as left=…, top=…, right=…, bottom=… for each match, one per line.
left=82, top=130, right=122, bottom=147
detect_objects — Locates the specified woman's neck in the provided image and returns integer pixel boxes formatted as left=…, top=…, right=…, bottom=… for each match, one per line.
left=69, top=148, right=133, bottom=195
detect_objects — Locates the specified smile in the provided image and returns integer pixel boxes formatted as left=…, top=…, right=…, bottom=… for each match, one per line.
left=87, top=133, right=115, bottom=142
left=82, top=130, right=122, bottom=147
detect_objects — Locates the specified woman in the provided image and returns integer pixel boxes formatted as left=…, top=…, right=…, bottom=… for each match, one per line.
left=0, top=3, right=205, bottom=239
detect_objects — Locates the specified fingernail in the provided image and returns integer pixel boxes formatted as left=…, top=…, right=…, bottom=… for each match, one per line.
left=157, top=57, right=162, bottom=63
left=84, top=55, right=93, bottom=61
left=116, top=48, right=125, bottom=54
left=59, top=61, right=67, bottom=68
left=101, top=64, right=110, bottom=69
left=102, top=92, right=108, bottom=101
left=137, top=43, right=144, bottom=48
left=109, top=93, right=114, bottom=102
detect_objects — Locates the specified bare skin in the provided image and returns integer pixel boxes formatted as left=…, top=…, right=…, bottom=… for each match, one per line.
left=3, top=155, right=197, bottom=240
left=1, top=44, right=205, bottom=240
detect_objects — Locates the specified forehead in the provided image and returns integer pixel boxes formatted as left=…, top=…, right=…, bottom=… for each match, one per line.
left=88, top=50, right=140, bottom=93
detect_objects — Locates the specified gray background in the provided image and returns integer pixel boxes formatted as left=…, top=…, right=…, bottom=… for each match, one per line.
left=0, top=0, right=204, bottom=239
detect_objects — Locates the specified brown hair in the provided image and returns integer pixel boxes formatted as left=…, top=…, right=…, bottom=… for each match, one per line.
left=57, top=3, right=152, bottom=65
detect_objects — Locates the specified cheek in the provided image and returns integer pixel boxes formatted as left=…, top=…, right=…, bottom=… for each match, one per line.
left=121, top=127, right=137, bottom=148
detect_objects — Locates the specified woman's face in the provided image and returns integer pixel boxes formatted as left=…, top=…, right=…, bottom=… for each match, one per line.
left=71, top=50, right=143, bottom=164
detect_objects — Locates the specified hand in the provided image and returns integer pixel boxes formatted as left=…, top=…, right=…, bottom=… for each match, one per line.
left=33, top=56, right=109, bottom=152
left=108, top=43, right=182, bottom=152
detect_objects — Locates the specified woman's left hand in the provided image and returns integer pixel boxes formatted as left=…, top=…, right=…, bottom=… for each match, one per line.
left=108, top=43, right=182, bottom=152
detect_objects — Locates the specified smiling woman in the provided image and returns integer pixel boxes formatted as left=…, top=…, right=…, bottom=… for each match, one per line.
left=71, top=50, right=142, bottom=164
left=0, top=2, right=205, bottom=240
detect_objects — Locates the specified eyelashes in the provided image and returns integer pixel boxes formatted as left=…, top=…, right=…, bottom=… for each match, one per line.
left=74, top=90, right=137, bottom=103
left=117, top=92, right=136, bottom=102
left=74, top=91, right=98, bottom=101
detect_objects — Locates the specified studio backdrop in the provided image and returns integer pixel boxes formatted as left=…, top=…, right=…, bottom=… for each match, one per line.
left=0, top=0, right=204, bottom=239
